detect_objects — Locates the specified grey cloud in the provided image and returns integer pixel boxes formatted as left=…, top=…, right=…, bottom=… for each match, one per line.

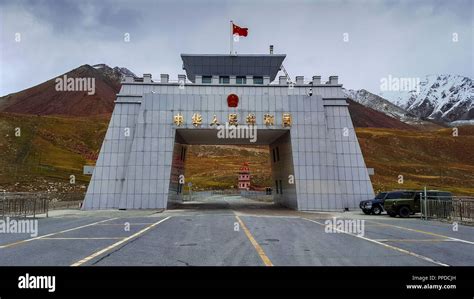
left=0, top=0, right=472, bottom=96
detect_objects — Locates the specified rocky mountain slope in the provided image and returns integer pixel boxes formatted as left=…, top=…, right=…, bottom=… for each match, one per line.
left=346, top=99, right=415, bottom=130
left=344, top=89, right=423, bottom=125
left=0, top=64, right=136, bottom=116
left=383, top=74, right=473, bottom=123
left=345, top=75, right=473, bottom=125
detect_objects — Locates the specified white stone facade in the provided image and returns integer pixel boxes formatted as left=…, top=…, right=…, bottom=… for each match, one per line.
left=82, top=54, right=374, bottom=211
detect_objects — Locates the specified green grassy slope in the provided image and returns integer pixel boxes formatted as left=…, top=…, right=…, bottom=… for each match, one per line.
left=0, top=113, right=109, bottom=192
left=1, top=112, right=473, bottom=196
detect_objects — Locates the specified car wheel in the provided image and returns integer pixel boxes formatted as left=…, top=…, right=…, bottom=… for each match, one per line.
left=398, top=206, right=411, bottom=218
left=372, top=205, right=382, bottom=215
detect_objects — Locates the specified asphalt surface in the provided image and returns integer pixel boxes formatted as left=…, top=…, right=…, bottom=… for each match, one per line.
left=1, top=195, right=473, bottom=266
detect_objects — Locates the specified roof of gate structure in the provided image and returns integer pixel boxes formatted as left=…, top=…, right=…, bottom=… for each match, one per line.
left=181, top=54, right=286, bottom=83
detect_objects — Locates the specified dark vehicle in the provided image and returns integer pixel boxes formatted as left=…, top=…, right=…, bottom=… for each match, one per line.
left=384, top=190, right=453, bottom=218
left=359, top=192, right=388, bottom=215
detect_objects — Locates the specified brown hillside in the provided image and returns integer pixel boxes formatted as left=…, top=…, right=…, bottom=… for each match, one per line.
left=185, top=145, right=272, bottom=190
left=357, top=126, right=474, bottom=195
left=0, top=65, right=120, bottom=116
left=346, top=98, right=416, bottom=130
left=182, top=127, right=474, bottom=195
left=1, top=63, right=420, bottom=132
left=1, top=112, right=472, bottom=196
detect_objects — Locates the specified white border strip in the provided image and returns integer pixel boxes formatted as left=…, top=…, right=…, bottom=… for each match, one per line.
left=302, top=218, right=449, bottom=267
left=71, top=216, right=171, bottom=266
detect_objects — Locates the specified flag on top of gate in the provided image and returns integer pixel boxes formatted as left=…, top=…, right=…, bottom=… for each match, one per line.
left=232, top=23, right=248, bottom=37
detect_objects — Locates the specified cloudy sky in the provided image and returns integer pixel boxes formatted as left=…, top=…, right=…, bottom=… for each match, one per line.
left=0, top=0, right=472, bottom=96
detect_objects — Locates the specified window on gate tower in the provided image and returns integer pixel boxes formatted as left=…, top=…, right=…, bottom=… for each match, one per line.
left=219, top=76, right=230, bottom=84
left=202, top=76, right=212, bottom=83
left=253, top=76, right=263, bottom=84
left=236, top=76, right=247, bottom=84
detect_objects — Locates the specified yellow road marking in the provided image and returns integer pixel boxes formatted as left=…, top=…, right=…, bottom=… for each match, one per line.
left=95, top=223, right=155, bottom=226
left=0, top=218, right=118, bottom=249
left=302, top=218, right=449, bottom=267
left=235, top=215, right=273, bottom=266
left=71, top=216, right=171, bottom=266
left=367, top=220, right=474, bottom=245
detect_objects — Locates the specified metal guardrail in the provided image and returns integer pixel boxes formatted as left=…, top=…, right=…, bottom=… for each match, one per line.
left=207, top=189, right=272, bottom=196
left=239, top=190, right=273, bottom=202
left=1, top=194, right=49, bottom=218
left=181, top=189, right=273, bottom=202
left=421, top=196, right=474, bottom=224
left=1, top=192, right=85, bottom=218
left=181, top=190, right=241, bottom=201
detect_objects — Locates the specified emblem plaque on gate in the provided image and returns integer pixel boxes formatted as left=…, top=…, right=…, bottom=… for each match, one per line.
left=227, top=93, right=239, bottom=107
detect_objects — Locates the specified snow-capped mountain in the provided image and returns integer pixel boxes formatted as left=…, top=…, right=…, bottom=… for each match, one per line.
left=92, top=64, right=137, bottom=81
left=343, top=88, right=423, bottom=125
left=382, top=75, right=473, bottom=122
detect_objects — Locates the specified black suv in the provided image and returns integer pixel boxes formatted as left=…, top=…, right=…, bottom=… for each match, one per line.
left=359, top=192, right=388, bottom=215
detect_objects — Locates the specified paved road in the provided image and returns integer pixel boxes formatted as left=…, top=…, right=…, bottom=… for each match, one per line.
left=1, top=195, right=473, bottom=266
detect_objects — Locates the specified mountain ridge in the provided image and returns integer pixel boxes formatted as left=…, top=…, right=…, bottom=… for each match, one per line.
left=0, top=64, right=136, bottom=116
left=382, top=74, right=473, bottom=123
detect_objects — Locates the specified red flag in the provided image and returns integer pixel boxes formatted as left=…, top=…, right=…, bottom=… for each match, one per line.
left=232, top=23, right=248, bottom=37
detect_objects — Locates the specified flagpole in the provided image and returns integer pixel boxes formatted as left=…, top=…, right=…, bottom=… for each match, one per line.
left=230, top=20, right=233, bottom=55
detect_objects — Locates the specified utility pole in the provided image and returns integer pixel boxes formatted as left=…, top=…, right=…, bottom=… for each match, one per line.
left=230, top=20, right=233, bottom=55
left=424, top=186, right=428, bottom=220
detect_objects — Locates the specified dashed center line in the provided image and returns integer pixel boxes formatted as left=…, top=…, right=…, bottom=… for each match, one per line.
left=95, top=223, right=156, bottom=226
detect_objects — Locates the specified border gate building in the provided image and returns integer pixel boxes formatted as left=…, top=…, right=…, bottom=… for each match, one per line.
left=82, top=52, right=374, bottom=211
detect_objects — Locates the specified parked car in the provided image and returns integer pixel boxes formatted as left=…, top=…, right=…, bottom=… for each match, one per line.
left=384, top=190, right=453, bottom=218
left=359, top=192, right=388, bottom=215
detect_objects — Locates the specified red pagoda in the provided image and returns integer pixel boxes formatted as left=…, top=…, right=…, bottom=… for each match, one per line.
left=238, top=162, right=251, bottom=190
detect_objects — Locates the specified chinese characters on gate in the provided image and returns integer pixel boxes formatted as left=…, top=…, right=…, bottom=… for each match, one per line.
left=173, top=112, right=292, bottom=128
